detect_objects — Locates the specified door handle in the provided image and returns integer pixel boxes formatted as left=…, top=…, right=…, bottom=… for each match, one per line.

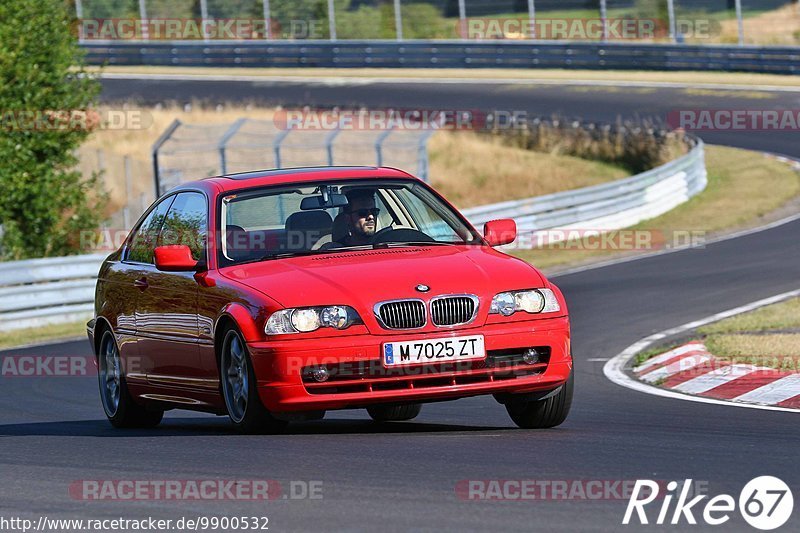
left=134, top=277, right=149, bottom=290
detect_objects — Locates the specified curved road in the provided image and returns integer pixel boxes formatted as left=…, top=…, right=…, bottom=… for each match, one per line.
left=1, top=78, right=799, bottom=532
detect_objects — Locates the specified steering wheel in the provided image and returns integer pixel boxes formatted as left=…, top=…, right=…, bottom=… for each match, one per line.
left=371, top=227, right=435, bottom=245
left=372, top=224, right=414, bottom=239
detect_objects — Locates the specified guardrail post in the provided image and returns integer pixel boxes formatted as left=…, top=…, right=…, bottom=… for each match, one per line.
left=273, top=129, right=291, bottom=169
left=527, top=0, right=536, bottom=39
left=375, top=128, right=394, bottom=167
left=417, top=129, right=436, bottom=183
left=325, top=127, right=342, bottom=166
left=262, top=0, right=272, bottom=39
left=200, top=0, right=210, bottom=43
left=327, top=0, right=337, bottom=41
left=458, top=0, right=466, bottom=38
left=599, top=0, right=608, bottom=42
left=666, top=0, right=676, bottom=43
left=218, top=118, right=247, bottom=175
left=138, top=0, right=149, bottom=40
left=75, top=0, right=84, bottom=42
left=151, top=119, right=182, bottom=197
left=123, top=155, right=132, bottom=229
left=96, top=149, right=106, bottom=176
left=394, top=0, right=403, bottom=41
left=735, top=0, right=744, bottom=45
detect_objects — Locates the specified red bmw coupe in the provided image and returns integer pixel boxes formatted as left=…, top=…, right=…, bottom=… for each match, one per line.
left=88, top=166, right=572, bottom=433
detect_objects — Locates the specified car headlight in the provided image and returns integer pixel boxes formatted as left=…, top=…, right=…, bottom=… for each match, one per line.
left=265, top=306, right=362, bottom=335
left=490, top=289, right=560, bottom=316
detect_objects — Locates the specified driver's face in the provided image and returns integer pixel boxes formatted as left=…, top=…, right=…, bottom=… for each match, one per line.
left=347, top=196, right=377, bottom=238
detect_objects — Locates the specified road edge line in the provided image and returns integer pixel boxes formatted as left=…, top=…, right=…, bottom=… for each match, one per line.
left=603, top=288, right=800, bottom=413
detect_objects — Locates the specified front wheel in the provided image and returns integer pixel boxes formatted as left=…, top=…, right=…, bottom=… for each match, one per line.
left=98, top=330, right=163, bottom=429
left=367, top=403, right=422, bottom=422
left=220, top=328, right=288, bottom=434
left=506, top=370, right=573, bottom=429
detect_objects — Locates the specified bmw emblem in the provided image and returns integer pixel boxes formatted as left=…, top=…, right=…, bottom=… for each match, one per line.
left=415, top=284, right=430, bottom=293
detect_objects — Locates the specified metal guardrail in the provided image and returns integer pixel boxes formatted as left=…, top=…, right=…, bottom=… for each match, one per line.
left=82, top=41, right=800, bottom=74
left=0, top=142, right=706, bottom=333
left=0, top=255, right=105, bottom=333
left=462, top=140, right=707, bottom=248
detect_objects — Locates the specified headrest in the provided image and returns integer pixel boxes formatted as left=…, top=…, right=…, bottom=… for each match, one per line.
left=331, top=212, right=350, bottom=243
left=285, top=210, right=333, bottom=233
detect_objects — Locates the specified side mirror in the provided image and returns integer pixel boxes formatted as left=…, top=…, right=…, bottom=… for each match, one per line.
left=484, top=219, right=516, bottom=247
left=154, top=245, right=199, bottom=272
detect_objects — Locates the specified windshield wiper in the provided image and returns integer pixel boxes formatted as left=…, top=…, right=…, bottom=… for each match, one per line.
left=378, top=241, right=457, bottom=248
left=236, top=245, right=376, bottom=265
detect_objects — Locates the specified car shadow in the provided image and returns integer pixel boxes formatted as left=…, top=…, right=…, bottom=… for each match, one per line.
left=0, top=417, right=515, bottom=437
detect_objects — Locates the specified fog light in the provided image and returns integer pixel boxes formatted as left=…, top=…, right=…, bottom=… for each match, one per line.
left=522, top=348, right=540, bottom=365
left=310, top=367, right=330, bottom=383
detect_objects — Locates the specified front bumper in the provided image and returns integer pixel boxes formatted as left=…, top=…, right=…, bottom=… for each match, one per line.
left=248, top=316, right=571, bottom=412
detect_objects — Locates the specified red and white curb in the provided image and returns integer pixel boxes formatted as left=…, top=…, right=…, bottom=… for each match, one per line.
left=633, top=342, right=800, bottom=409
left=604, top=288, right=800, bottom=413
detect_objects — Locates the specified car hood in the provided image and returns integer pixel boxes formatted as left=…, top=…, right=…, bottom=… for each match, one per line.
left=219, top=245, right=546, bottom=310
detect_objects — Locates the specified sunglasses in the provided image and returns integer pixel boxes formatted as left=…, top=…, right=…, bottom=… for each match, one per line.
left=350, top=208, right=380, bottom=218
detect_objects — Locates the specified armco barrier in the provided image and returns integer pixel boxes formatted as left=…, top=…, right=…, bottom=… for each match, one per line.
left=0, top=254, right=105, bottom=333
left=0, top=142, right=706, bottom=332
left=462, top=140, right=707, bottom=246
left=82, top=41, right=800, bottom=74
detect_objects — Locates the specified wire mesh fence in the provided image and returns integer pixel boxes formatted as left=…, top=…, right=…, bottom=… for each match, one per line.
left=77, top=112, right=435, bottom=232
left=74, top=0, right=798, bottom=45
left=78, top=148, right=153, bottom=231
left=153, top=116, right=435, bottom=197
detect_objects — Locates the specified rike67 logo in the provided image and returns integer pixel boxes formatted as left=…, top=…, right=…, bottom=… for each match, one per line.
left=624, top=477, right=793, bottom=530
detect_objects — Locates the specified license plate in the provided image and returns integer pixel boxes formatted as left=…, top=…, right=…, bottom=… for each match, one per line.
left=382, top=335, right=485, bottom=367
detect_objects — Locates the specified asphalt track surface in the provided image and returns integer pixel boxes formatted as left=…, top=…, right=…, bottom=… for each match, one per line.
left=1, top=78, right=799, bottom=532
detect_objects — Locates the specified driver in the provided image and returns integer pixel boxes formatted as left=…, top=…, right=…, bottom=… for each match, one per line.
left=342, top=188, right=380, bottom=246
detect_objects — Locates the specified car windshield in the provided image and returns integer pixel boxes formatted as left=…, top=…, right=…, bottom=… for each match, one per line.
left=219, top=179, right=481, bottom=266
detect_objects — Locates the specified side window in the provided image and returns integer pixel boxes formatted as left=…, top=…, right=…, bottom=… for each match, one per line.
left=158, top=192, right=208, bottom=261
left=126, top=196, right=174, bottom=264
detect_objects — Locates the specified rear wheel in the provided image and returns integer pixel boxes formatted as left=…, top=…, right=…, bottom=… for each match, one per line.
left=505, top=370, right=573, bottom=429
left=367, top=403, right=422, bottom=422
left=220, top=327, right=288, bottom=434
left=98, top=329, right=163, bottom=428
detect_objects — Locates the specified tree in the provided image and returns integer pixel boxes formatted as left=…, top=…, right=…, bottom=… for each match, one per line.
left=0, top=0, right=105, bottom=259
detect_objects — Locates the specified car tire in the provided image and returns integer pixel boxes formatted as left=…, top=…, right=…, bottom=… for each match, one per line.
left=98, top=329, right=163, bottom=429
left=367, top=403, right=422, bottom=422
left=220, top=327, right=289, bottom=434
left=505, top=369, right=573, bottom=429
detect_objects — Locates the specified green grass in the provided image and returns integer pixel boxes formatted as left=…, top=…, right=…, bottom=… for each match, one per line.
left=638, top=298, right=800, bottom=371
left=428, top=131, right=629, bottom=208
left=699, top=297, right=800, bottom=370
left=705, top=334, right=800, bottom=359
left=700, top=297, right=800, bottom=334
left=0, top=321, right=87, bottom=350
